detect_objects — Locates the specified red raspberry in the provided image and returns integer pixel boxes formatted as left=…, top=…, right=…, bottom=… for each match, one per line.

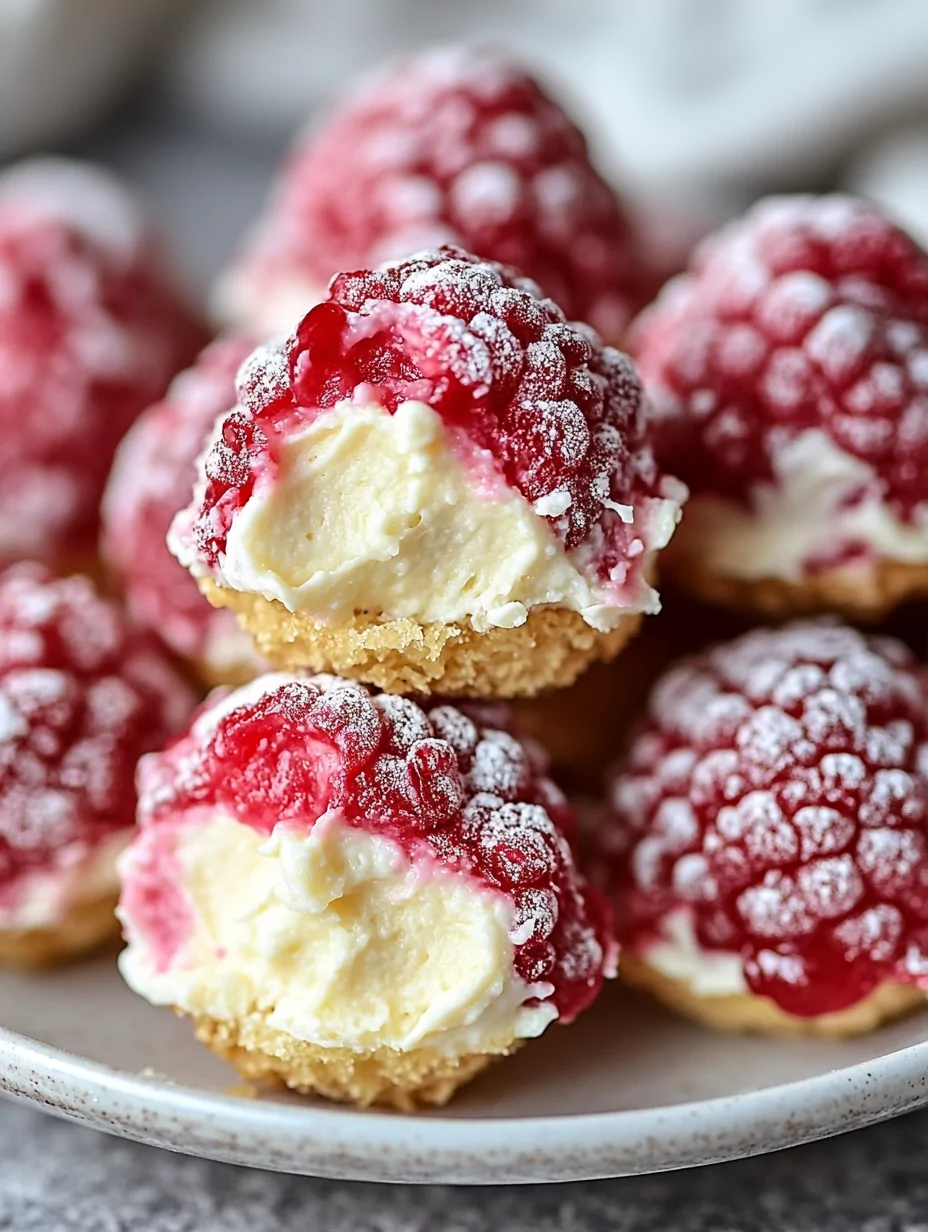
left=632, top=195, right=928, bottom=518
left=600, top=620, right=928, bottom=1017
left=222, top=45, right=649, bottom=340
left=102, top=335, right=258, bottom=673
left=0, top=564, right=195, bottom=904
left=190, top=247, right=670, bottom=596
left=137, top=675, right=613, bottom=1021
left=0, top=159, right=208, bottom=569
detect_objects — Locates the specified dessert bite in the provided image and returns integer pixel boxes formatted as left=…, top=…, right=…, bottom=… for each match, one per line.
left=117, top=674, right=614, bottom=1109
left=598, top=620, right=928, bottom=1036
left=632, top=195, right=928, bottom=620
left=102, top=335, right=265, bottom=686
left=0, top=157, right=207, bottom=572
left=170, top=247, right=684, bottom=696
left=215, top=45, right=651, bottom=344
left=0, top=564, right=194, bottom=967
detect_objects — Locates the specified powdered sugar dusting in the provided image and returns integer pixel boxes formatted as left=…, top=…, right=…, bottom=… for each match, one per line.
left=634, top=193, right=928, bottom=523
left=137, top=673, right=611, bottom=1023
left=226, top=44, right=649, bottom=340
left=0, top=158, right=146, bottom=261
left=102, top=334, right=265, bottom=672
left=0, top=159, right=205, bottom=567
left=603, top=619, right=928, bottom=1017
left=181, top=247, right=676, bottom=606
left=0, top=564, right=194, bottom=896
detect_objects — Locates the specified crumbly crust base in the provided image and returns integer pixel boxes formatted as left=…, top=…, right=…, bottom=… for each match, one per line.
left=190, top=1010, right=518, bottom=1110
left=621, top=953, right=925, bottom=1038
left=669, top=556, right=928, bottom=623
left=200, top=580, right=642, bottom=696
left=0, top=891, right=120, bottom=969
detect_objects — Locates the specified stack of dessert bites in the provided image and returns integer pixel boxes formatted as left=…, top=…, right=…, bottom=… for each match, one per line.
left=112, top=46, right=680, bottom=1110
left=6, top=42, right=928, bottom=1114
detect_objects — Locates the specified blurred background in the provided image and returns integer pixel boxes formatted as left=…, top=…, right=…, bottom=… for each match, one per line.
left=7, top=0, right=928, bottom=296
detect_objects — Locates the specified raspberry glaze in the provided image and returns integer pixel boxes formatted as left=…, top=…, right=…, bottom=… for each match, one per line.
left=600, top=621, right=928, bottom=1017
left=129, top=675, right=614, bottom=1022
left=225, top=45, right=650, bottom=340
left=102, top=335, right=257, bottom=671
left=0, top=160, right=207, bottom=568
left=632, top=195, right=928, bottom=519
left=188, top=247, right=676, bottom=601
left=0, top=564, right=194, bottom=908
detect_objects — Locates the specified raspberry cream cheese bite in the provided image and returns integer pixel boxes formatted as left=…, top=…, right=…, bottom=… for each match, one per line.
left=170, top=248, right=685, bottom=696
left=0, top=564, right=194, bottom=967
left=633, top=195, right=928, bottom=620
left=117, top=674, right=614, bottom=1109
left=598, top=620, right=928, bottom=1037
left=0, top=158, right=207, bottom=572
left=102, top=336, right=266, bottom=686
left=214, top=45, right=651, bottom=344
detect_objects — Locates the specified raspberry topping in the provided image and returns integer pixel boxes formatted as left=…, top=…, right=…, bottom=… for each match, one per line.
left=0, top=564, right=194, bottom=900
left=600, top=620, right=928, bottom=1017
left=0, top=159, right=207, bottom=567
left=137, top=675, right=613, bottom=1021
left=102, top=335, right=257, bottom=668
left=189, top=247, right=670, bottom=595
left=227, top=45, right=648, bottom=340
left=632, top=195, right=928, bottom=518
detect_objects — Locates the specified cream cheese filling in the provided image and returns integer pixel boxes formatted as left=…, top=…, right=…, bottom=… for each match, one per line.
left=118, top=810, right=557, bottom=1056
left=205, top=397, right=671, bottom=633
left=639, top=909, right=746, bottom=999
left=671, top=428, right=928, bottom=582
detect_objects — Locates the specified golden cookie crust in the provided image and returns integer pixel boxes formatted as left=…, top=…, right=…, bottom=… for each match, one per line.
left=191, top=1010, right=518, bottom=1110
left=0, top=891, right=120, bottom=969
left=668, top=556, right=928, bottom=623
left=621, top=953, right=925, bottom=1038
left=200, top=579, right=642, bottom=697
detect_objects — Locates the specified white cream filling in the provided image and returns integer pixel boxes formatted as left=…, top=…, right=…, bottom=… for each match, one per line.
left=671, top=429, right=928, bottom=582
left=0, top=831, right=130, bottom=931
left=118, top=811, right=556, bottom=1056
left=197, top=397, right=672, bottom=633
left=640, top=909, right=746, bottom=999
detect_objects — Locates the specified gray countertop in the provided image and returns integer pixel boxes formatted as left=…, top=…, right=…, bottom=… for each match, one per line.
left=2, top=1098, right=927, bottom=1231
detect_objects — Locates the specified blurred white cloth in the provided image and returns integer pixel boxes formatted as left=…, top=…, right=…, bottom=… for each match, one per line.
left=0, top=0, right=182, bottom=158
left=849, top=128, right=928, bottom=247
left=164, top=0, right=928, bottom=198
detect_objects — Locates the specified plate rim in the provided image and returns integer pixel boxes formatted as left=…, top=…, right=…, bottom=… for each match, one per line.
left=2, top=1022, right=928, bottom=1183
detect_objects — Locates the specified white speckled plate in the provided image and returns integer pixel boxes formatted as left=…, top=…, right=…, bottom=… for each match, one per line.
left=2, top=956, right=928, bottom=1183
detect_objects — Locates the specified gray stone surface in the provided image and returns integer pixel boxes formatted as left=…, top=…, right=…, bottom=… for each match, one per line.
left=1, top=1099, right=927, bottom=1231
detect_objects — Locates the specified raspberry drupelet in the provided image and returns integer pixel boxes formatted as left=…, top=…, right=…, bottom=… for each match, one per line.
left=102, top=335, right=266, bottom=686
left=117, top=673, right=614, bottom=1108
left=214, top=45, right=652, bottom=344
left=0, top=159, right=208, bottom=573
left=0, top=563, right=195, bottom=968
left=169, top=247, right=684, bottom=697
left=632, top=194, right=928, bottom=620
left=597, top=620, right=928, bottom=1036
